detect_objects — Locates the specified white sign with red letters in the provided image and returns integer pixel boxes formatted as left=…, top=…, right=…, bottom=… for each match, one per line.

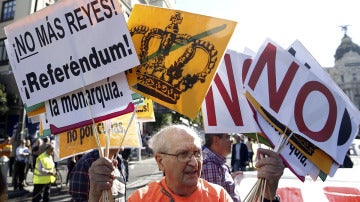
left=202, top=50, right=260, bottom=133
left=243, top=39, right=360, bottom=164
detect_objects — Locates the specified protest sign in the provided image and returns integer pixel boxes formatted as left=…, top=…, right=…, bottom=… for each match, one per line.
left=34, top=113, right=51, bottom=137
left=253, top=107, right=338, bottom=181
left=45, top=72, right=134, bottom=134
left=243, top=39, right=360, bottom=165
left=247, top=92, right=335, bottom=176
left=126, top=4, right=237, bottom=119
left=136, top=97, right=155, bottom=122
left=202, top=50, right=260, bottom=133
left=53, top=112, right=140, bottom=160
left=287, top=40, right=360, bottom=162
left=5, top=0, right=139, bottom=106
left=25, top=102, right=46, bottom=117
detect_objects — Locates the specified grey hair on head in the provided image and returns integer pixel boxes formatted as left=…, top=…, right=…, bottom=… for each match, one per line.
left=149, top=124, right=201, bottom=154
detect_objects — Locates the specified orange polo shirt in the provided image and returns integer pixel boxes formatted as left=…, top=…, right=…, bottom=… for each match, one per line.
left=128, top=177, right=232, bottom=202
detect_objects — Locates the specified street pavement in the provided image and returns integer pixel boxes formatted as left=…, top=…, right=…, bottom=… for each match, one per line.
left=6, top=156, right=162, bottom=201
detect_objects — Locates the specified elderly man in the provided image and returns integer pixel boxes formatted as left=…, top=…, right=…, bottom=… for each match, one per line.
left=88, top=125, right=232, bottom=201
left=202, top=133, right=284, bottom=202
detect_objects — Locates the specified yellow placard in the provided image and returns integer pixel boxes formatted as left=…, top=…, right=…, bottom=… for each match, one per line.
left=136, top=97, right=155, bottom=122
left=56, top=112, right=140, bottom=159
left=126, top=4, right=237, bottom=119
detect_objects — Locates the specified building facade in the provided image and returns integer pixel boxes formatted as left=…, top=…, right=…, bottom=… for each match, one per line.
left=325, top=33, right=360, bottom=111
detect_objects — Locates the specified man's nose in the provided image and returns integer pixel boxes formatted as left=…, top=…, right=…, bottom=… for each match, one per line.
left=187, top=154, right=199, bottom=166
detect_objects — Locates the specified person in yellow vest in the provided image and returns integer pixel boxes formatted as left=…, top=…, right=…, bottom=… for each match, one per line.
left=32, top=144, right=56, bottom=202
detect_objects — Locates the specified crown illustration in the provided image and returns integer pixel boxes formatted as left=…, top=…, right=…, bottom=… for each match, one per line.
left=130, top=12, right=218, bottom=104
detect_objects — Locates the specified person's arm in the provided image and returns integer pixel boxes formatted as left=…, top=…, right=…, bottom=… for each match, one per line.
left=88, top=157, right=116, bottom=202
left=255, top=148, right=284, bottom=200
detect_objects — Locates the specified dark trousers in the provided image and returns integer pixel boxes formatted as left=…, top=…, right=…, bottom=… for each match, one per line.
left=232, top=160, right=246, bottom=172
left=32, top=183, right=51, bottom=202
left=13, top=160, right=26, bottom=189
left=9, top=156, right=15, bottom=176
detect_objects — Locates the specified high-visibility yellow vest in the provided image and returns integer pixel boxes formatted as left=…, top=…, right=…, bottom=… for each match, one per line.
left=33, top=152, right=56, bottom=184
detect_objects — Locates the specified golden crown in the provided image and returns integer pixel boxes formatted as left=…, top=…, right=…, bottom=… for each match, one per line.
left=130, top=12, right=218, bottom=104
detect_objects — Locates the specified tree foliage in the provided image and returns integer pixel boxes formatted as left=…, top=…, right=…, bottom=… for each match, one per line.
left=146, top=106, right=203, bottom=133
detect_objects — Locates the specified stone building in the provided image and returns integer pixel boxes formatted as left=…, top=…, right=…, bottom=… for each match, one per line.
left=325, top=32, right=360, bottom=111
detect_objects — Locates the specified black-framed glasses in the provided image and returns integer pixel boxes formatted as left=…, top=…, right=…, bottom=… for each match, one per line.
left=160, top=150, right=202, bottom=162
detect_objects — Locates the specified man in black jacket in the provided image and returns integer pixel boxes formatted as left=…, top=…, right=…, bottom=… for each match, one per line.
left=231, top=134, right=249, bottom=171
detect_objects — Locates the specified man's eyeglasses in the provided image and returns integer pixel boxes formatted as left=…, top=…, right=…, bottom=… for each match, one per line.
left=160, top=151, right=202, bottom=163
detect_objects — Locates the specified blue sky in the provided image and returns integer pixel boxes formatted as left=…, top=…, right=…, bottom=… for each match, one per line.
left=175, top=0, right=360, bottom=68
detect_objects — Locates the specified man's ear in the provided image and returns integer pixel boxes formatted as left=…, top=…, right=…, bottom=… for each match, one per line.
left=155, top=153, right=165, bottom=172
left=212, top=135, right=220, bottom=143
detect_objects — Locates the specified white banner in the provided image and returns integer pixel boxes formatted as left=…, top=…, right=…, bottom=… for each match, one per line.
left=5, top=0, right=139, bottom=106
left=202, top=50, right=260, bottom=133
left=45, top=72, right=133, bottom=134
left=244, top=39, right=360, bottom=164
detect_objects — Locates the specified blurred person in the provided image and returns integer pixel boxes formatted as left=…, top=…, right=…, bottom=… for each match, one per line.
left=202, top=133, right=284, bottom=202
left=202, top=133, right=241, bottom=201
left=14, top=139, right=30, bottom=191
left=31, top=138, right=43, bottom=170
left=66, top=156, right=76, bottom=186
left=231, top=134, right=249, bottom=171
left=246, top=137, right=254, bottom=168
left=0, top=136, right=12, bottom=177
left=10, top=123, right=21, bottom=178
left=69, top=148, right=126, bottom=202
left=32, top=144, right=56, bottom=202
left=9, top=136, right=17, bottom=177
left=66, top=154, right=82, bottom=186
left=142, top=132, right=152, bottom=157
left=24, top=139, right=32, bottom=186
left=89, top=125, right=233, bottom=201
left=0, top=168, right=7, bottom=201
left=120, top=148, right=131, bottom=182
left=0, top=136, right=12, bottom=158
left=41, top=136, right=51, bottom=151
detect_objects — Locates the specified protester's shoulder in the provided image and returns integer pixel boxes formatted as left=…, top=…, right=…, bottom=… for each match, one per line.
left=199, top=178, right=227, bottom=192
left=202, top=148, right=224, bottom=165
left=74, top=150, right=98, bottom=169
left=199, top=179, right=232, bottom=200
left=128, top=180, right=162, bottom=201
left=202, top=147, right=214, bottom=159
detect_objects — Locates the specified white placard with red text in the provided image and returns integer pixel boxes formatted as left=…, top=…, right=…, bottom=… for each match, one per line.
left=202, top=50, right=260, bottom=133
left=243, top=39, right=360, bottom=164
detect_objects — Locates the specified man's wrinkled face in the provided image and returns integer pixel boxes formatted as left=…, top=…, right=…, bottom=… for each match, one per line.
left=158, top=131, right=202, bottom=191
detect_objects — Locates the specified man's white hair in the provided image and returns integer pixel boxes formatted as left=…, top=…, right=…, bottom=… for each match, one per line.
left=149, top=124, right=201, bottom=154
